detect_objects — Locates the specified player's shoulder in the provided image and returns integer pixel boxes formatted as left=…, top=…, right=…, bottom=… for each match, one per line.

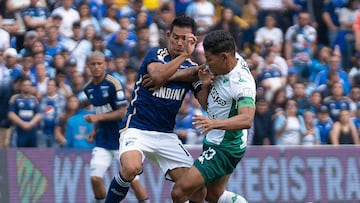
left=83, top=78, right=93, bottom=90
left=9, top=94, right=21, bottom=103
left=105, top=74, right=124, bottom=90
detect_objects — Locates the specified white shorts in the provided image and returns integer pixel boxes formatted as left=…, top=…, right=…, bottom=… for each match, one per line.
left=90, top=147, right=119, bottom=177
left=119, top=128, right=193, bottom=180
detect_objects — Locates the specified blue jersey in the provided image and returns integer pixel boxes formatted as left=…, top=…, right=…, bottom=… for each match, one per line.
left=8, top=94, right=40, bottom=140
left=39, top=94, right=66, bottom=135
left=122, top=47, right=201, bottom=133
left=315, top=118, right=333, bottom=144
left=65, top=109, right=95, bottom=149
left=84, top=74, right=127, bottom=150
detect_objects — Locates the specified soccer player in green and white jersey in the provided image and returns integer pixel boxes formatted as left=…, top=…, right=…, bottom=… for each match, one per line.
left=172, top=30, right=256, bottom=203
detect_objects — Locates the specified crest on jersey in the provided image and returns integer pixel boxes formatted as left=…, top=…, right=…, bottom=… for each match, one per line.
left=116, top=90, right=125, bottom=100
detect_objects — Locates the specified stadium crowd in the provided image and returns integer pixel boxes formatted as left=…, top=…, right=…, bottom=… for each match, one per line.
left=0, top=0, right=360, bottom=148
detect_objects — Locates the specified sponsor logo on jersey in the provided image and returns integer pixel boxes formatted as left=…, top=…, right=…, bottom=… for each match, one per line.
left=152, top=87, right=185, bottom=101
left=93, top=103, right=113, bottom=114
left=210, top=87, right=226, bottom=106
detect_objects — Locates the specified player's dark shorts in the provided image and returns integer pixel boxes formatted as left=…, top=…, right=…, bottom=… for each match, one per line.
left=194, top=142, right=246, bottom=185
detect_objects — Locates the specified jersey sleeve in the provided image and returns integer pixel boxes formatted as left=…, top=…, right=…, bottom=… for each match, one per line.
left=108, top=76, right=127, bottom=108
left=233, top=61, right=256, bottom=109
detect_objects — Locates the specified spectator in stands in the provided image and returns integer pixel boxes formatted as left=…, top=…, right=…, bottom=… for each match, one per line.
left=21, top=0, right=50, bottom=32
left=314, top=53, right=351, bottom=96
left=212, top=7, right=242, bottom=50
left=0, top=49, right=13, bottom=148
left=336, top=0, right=359, bottom=70
left=274, top=98, right=306, bottom=145
left=351, top=101, right=360, bottom=137
left=100, top=4, right=120, bottom=40
left=330, top=109, right=360, bottom=145
left=135, top=10, right=159, bottom=47
left=322, top=0, right=347, bottom=47
left=124, top=65, right=138, bottom=101
left=3, top=48, right=22, bottom=81
left=19, top=53, right=37, bottom=86
left=285, top=11, right=317, bottom=80
left=65, top=103, right=95, bottom=149
left=309, top=45, right=331, bottom=83
left=38, top=79, right=66, bottom=147
left=307, top=90, right=323, bottom=114
left=51, top=0, right=80, bottom=38
left=292, top=81, right=309, bottom=115
left=78, top=2, right=100, bottom=33
left=0, top=24, right=10, bottom=51
left=54, top=95, right=79, bottom=147
left=44, top=26, right=67, bottom=66
left=62, top=21, right=92, bottom=74
left=269, top=87, right=287, bottom=119
left=255, top=14, right=283, bottom=53
left=19, top=30, right=39, bottom=57
left=70, top=71, right=87, bottom=103
left=154, top=3, right=175, bottom=47
left=302, top=110, right=321, bottom=145
left=251, top=96, right=275, bottom=145
left=185, top=0, right=215, bottom=28
left=109, top=55, right=127, bottom=85
left=121, top=0, right=153, bottom=28
left=34, top=63, right=49, bottom=100
left=55, top=69, right=73, bottom=98
left=128, top=40, right=148, bottom=71
left=106, top=28, right=135, bottom=58
left=323, top=81, right=352, bottom=121
left=83, top=24, right=97, bottom=42
left=8, top=77, right=42, bottom=147
left=315, top=105, right=333, bottom=144
left=257, top=48, right=286, bottom=102
left=0, top=0, right=23, bottom=50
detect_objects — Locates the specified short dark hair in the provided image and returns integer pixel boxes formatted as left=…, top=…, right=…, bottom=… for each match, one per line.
left=203, top=30, right=236, bottom=55
left=170, top=15, right=197, bottom=35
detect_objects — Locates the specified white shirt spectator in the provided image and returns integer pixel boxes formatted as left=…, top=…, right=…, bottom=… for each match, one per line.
left=258, top=0, right=283, bottom=10
left=51, top=7, right=80, bottom=38
left=255, top=27, right=283, bottom=48
left=0, top=28, right=10, bottom=50
left=185, top=0, right=215, bottom=27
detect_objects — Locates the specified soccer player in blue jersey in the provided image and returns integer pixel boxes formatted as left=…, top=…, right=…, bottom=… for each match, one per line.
left=8, top=77, right=42, bottom=147
left=172, top=30, right=256, bottom=203
left=105, top=15, right=206, bottom=203
left=84, top=51, right=149, bottom=203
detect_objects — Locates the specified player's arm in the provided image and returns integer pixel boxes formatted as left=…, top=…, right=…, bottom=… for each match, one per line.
left=85, top=105, right=127, bottom=123
left=147, top=33, right=197, bottom=87
left=193, top=98, right=255, bottom=134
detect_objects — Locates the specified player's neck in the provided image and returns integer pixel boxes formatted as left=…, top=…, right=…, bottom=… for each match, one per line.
left=92, top=74, right=106, bottom=85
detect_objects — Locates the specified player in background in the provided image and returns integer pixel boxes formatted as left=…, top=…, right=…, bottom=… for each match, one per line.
left=84, top=51, right=149, bottom=203
left=104, top=15, right=206, bottom=203
left=171, top=30, right=256, bottom=203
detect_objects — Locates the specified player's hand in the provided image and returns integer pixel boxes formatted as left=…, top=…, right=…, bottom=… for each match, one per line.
left=184, top=33, right=197, bottom=57
left=192, top=114, right=215, bottom=134
left=198, top=65, right=214, bottom=87
left=87, top=131, right=96, bottom=143
left=142, top=74, right=162, bottom=91
left=84, top=114, right=99, bottom=123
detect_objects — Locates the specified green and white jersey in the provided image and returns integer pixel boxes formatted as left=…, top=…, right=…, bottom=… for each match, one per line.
left=204, top=56, right=256, bottom=151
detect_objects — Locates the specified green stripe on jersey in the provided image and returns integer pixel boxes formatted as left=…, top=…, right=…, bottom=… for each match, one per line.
left=238, top=97, right=255, bottom=108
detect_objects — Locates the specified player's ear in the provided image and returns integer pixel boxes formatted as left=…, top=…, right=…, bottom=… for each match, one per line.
left=166, top=30, right=171, bottom=38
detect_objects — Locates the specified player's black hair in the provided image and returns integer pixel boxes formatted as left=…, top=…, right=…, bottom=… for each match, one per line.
left=170, top=15, right=197, bottom=35
left=203, top=29, right=236, bottom=55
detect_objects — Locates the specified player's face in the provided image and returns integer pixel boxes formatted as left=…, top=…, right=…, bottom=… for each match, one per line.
left=89, top=56, right=106, bottom=78
left=167, top=26, right=193, bottom=57
left=204, top=51, right=224, bottom=76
